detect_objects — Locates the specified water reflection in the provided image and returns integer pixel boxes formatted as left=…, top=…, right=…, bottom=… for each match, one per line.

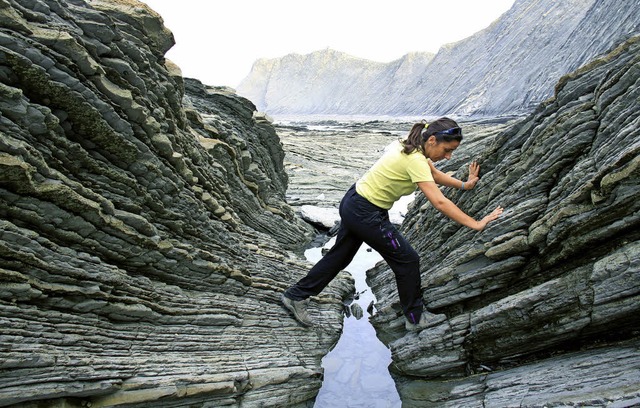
left=307, top=239, right=401, bottom=408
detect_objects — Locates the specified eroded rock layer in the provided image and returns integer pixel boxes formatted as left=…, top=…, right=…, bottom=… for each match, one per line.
left=368, top=36, right=640, bottom=406
left=0, top=1, right=351, bottom=406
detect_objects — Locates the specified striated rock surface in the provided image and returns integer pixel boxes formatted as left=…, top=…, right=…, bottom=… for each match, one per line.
left=2, top=0, right=638, bottom=407
left=0, top=1, right=352, bottom=407
left=278, top=120, right=410, bottom=208
left=368, top=35, right=640, bottom=406
left=237, top=0, right=640, bottom=117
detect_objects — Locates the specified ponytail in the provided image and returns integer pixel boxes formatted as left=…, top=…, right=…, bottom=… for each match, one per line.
left=402, top=123, right=427, bottom=154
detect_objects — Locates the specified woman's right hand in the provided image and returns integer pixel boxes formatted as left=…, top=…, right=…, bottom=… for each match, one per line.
left=475, top=206, right=504, bottom=231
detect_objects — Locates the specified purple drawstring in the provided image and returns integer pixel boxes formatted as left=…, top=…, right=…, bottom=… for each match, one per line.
left=387, top=231, right=399, bottom=249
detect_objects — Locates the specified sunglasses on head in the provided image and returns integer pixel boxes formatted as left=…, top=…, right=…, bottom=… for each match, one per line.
left=433, top=127, right=462, bottom=136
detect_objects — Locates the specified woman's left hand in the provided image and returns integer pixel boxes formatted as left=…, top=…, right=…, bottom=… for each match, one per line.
left=465, top=161, right=480, bottom=190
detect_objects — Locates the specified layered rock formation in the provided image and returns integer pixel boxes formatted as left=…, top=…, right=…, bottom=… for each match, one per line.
left=237, top=0, right=640, bottom=117
left=368, top=35, right=640, bottom=406
left=0, top=1, right=352, bottom=406
left=2, top=0, right=639, bottom=406
left=279, top=120, right=410, bottom=208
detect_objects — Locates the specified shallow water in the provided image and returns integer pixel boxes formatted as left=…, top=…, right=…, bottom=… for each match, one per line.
left=307, top=239, right=402, bottom=408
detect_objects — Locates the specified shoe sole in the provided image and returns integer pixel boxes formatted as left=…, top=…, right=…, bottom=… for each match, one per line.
left=281, top=294, right=313, bottom=327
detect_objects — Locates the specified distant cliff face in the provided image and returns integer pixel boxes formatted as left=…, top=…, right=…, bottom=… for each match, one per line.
left=0, top=1, right=351, bottom=406
left=369, top=35, right=640, bottom=406
left=237, top=0, right=640, bottom=117
left=238, top=49, right=435, bottom=115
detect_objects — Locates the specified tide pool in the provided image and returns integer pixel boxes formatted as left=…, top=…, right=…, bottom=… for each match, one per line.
left=307, top=238, right=401, bottom=408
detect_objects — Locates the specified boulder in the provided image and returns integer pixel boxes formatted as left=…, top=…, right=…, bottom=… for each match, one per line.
left=299, top=205, right=340, bottom=230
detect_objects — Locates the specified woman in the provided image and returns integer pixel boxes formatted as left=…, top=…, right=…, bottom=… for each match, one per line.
left=282, top=117, right=503, bottom=330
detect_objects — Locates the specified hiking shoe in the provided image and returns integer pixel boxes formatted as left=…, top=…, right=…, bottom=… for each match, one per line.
left=405, top=311, right=440, bottom=331
left=281, top=293, right=313, bottom=327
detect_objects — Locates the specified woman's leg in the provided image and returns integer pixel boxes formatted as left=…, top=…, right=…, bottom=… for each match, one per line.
left=284, top=225, right=363, bottom=300
left=372, top=221, right=423, bottom=323
left=285, top=185, right=364, bottom=300
left=339, top=191, right=423, bottom=322
left=285, top=185, right=423, bottom=323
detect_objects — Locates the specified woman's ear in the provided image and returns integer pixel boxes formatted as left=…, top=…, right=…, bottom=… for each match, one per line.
left=427, top=135, right=437, bottom=145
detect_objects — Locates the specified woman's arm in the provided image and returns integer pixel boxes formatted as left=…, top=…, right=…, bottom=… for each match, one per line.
left=428, top=160, right=480, bottom=190
left=417, top=181, right=503, bottom=231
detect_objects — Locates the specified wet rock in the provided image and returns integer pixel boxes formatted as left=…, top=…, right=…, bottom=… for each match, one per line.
left=350, top=303, right=364, bottom=320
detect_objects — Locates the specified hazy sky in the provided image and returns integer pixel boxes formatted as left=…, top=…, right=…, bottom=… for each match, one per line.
left=140, top=0, right=515, bottom=87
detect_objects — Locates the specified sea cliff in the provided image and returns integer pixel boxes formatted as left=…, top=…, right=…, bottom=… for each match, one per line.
left=237, top=0, right=640, bottom=118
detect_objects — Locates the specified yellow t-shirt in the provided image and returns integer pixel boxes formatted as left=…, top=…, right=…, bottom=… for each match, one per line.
left=356, top=141, right=434, bottom=209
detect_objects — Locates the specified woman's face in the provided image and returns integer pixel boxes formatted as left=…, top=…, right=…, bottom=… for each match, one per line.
left=424, top=137, right=460, bottom=162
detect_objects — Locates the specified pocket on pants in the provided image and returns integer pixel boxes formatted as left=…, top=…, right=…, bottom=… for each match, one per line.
left=380, top=223, right=402, bottom=252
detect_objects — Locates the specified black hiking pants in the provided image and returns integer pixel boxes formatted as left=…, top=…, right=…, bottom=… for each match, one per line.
left=285, top=184, right=424, bottom=323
